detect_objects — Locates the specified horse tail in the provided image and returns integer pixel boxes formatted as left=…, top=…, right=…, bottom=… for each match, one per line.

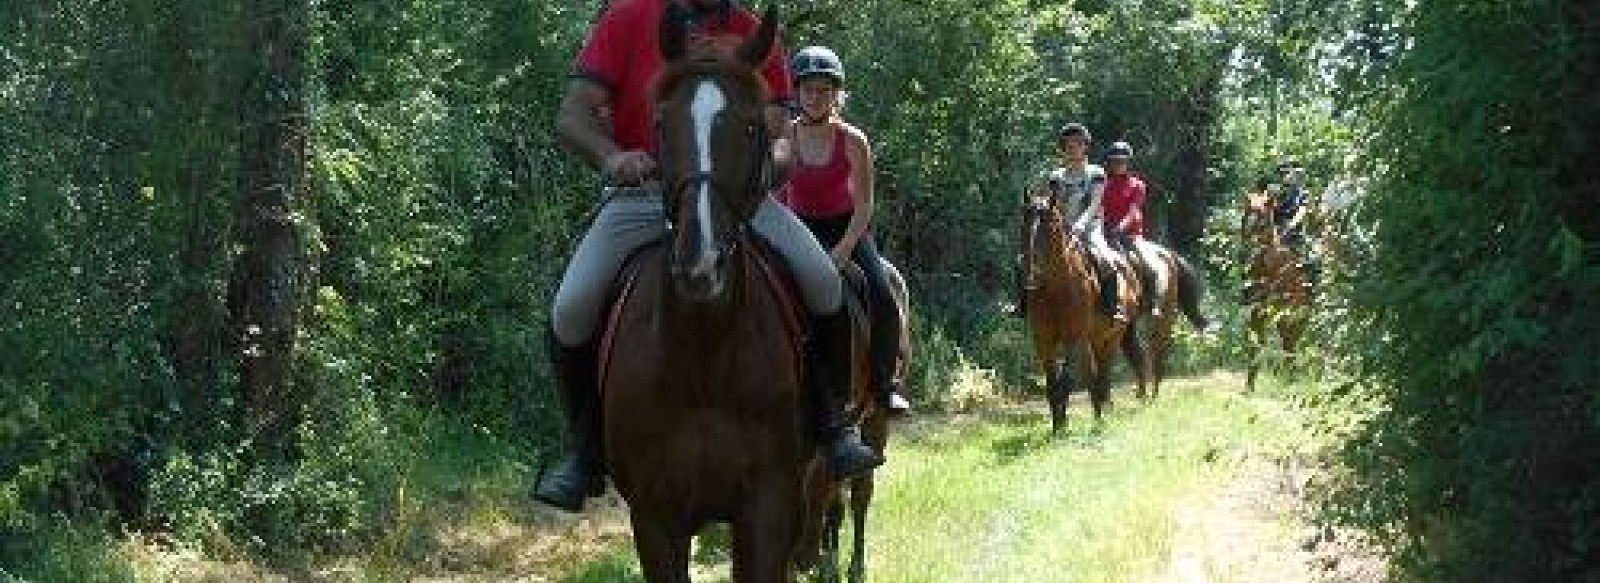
left=1172, top=252, right=1211, bottom=333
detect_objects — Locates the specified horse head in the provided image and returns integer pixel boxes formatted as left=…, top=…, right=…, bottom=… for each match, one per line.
left=1242, top=189, right=1280, bottom=248
left=652, top=4, right=778, bottom=302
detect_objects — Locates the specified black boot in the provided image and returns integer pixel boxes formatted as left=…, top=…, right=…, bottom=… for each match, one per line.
left=864, top=265, right=911, bottom=416
left=1096, top=258, right=1129, bottom=322
left=808, top=309, right=885, bottom=479
left=533, top=329, right=606, bottom=512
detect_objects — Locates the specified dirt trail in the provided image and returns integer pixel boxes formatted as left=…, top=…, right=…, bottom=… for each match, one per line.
left=1143, top=455, right=1385, bottom=583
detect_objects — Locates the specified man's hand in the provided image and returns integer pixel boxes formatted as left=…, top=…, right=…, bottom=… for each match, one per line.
left=603, top=151, right=658, bottom=185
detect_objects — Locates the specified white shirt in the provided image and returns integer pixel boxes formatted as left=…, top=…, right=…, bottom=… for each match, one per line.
left=1043, top=163, right=1107, bottom=232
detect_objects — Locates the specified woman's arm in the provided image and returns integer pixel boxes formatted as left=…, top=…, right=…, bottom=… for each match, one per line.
left=1117, top=179, right=1147, bottom=232
left=835, top=124, right=875, bottom=262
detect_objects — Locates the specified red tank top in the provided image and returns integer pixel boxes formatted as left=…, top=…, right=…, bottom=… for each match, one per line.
left=781, top=127, right=854, bottom=218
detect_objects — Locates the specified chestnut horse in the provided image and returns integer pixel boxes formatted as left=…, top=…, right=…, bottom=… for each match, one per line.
left=1239, top=190, right=1310, bottom=391
left=796, top=256, right=911, bottom=583
left=1020, top=185, right=1140, bottom=433
left=600, top=7, right=819, bottom=581
left=1119, top=238, right=1211, bottom=397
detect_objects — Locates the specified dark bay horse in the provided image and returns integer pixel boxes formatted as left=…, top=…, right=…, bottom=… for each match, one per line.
left=1021, top=185, right=1140, bottom=433
left=1119, top=237, right=1210, bottom=397
left=1239, top=190, right=1310, bottom=391
left=796, top=256, right=911, bottom=583
left=600, top=7, right=817, bottom=581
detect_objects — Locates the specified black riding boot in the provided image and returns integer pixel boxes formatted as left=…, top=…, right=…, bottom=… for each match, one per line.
left=809, top=309, right=885, bottom=479
left=533, top=329, right=606, bottom=512
left=1095, top=258, right=1128, bottom=322
left=868, top=305, right=910, bottom=415
left=859, top=251, right=910, bottom=415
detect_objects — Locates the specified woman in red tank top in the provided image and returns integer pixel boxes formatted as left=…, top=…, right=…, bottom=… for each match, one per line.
left=779, top=46, right=910, bottom=414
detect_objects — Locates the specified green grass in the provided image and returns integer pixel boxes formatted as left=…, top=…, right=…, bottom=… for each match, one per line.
left=857, top=376, right=1305, bottom=583
left=549, top=372, right=1311, bottom=583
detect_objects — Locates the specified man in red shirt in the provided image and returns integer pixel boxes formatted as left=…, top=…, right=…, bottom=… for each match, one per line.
left=537, top=0, right=882, bottom=513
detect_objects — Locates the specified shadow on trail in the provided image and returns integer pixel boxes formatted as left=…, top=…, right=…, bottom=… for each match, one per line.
left=987, top=409, right=1111, bottom=464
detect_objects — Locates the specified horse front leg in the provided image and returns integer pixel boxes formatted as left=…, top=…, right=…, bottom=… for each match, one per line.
left=1245, top=307, right=1267, bottom=393
left=1033, top=330, right=1071, bottom=435
left=815, top=499, right=843, bottom=583
left=1047, top=352, right=1075, bottom=436
left=733, top=482, right=802, bottom=583
left=847, top=474, right=874, bottom=583
left=1086, top=342, right=1115, bottom=422
left=1120, top=320, right=1151, bottom=400
left=631, top=510, right=693, bottom=583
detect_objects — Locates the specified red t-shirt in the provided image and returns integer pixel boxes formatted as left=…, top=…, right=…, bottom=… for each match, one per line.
left=572, top=0, right=792, bottom=154
left=1102, top=172, right=1148, bottom=237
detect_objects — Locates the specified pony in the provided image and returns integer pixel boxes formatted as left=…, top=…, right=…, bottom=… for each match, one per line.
left=1020, top=183, right=1140, bottom=433
left=1238, top=189, right=1310, bottom=391
left=598, top=6, right=819, bottom=581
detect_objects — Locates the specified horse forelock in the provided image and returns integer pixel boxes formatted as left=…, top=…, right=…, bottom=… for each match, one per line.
left=652, top=55, right=769, bottom=108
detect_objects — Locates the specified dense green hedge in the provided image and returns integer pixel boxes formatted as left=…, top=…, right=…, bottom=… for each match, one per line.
left=1316, top=0, right=1600, bottom=579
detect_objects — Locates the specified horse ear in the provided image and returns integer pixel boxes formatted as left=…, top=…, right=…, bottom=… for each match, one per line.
left=737, top=4, right=779, bottom=68
left=660, top=1, right=689, bottom=62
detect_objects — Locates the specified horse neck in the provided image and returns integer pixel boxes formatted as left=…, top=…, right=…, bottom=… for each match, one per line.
left=1035, top=215, right=1096, bottom=305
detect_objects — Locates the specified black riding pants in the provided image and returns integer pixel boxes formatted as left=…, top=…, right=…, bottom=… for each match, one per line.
left=798, top=214, right=901, bottom=398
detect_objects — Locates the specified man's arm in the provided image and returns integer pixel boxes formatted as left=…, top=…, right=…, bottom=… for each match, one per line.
left=555, top=77, right=655, bottom=184
left=555, top=78, right=617, bottom=170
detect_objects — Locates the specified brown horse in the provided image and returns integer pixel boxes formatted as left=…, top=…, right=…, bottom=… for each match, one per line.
left=1021, top=185, right=1139, bottom=433
left=1239, top=190, right=1310, bottom=391
left=600, top=8, right=817, bottom=581
left=796, top=256, right=911, bottom=583
left=1119, top=237, right=1211, bottom=397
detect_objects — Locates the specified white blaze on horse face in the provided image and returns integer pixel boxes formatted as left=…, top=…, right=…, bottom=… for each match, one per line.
left=688, top=80, right=727, bottom=279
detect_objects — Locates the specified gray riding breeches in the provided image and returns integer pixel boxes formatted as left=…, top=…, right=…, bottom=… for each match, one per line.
left=550, top=186, right=844, bottom=346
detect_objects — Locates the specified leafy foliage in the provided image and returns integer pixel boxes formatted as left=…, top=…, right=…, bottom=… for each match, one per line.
left=1306, top=0, right=1600, bottom=579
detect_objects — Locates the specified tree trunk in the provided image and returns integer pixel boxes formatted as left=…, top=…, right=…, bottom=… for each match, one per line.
left=156, top=1, right=238, bottom=448
left=1167, top=67, right=1223, bottom=257
left=230, top=0, right=310, bottom=455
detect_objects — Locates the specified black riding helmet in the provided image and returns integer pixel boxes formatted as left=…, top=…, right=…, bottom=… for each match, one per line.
left=1106, top=141, right=1134, bottom=160
left=1057, top=122, right=1092, bottom=144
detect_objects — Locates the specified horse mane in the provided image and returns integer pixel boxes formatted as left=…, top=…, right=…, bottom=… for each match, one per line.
left=652, top=52, right=771, bottom=106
